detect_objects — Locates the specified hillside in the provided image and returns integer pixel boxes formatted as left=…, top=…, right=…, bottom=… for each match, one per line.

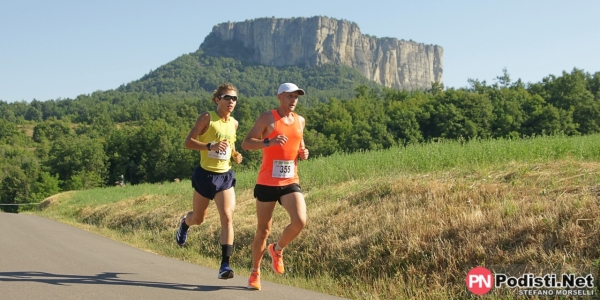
left=117, top=49, right=383, bottom=101
left=116, top=16, right=444, bottom=98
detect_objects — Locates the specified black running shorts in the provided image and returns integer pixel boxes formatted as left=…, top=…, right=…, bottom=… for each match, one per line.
left=253, top=183, right=302, bottom=203
left=191, top=167, right=236, bottom=200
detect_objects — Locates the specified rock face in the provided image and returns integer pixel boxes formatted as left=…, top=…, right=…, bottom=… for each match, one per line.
left=201, top=16, right=443, bottom=90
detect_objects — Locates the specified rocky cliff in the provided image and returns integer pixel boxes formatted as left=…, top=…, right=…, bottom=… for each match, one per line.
left=200, top=16, right=443, bottom=91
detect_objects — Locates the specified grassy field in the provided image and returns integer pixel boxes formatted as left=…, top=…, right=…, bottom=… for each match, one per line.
left=33, top=134, right=600, bottom=299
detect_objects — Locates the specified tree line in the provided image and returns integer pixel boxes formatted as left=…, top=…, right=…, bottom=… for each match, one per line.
left=1, top=59, right=599, bottom=211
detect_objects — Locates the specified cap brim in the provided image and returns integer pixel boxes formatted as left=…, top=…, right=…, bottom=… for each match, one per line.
left=279, top=89, right=305, bottom=95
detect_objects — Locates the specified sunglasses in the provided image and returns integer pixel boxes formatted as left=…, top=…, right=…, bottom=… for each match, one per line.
left=218, top=94, right=238, bottom=101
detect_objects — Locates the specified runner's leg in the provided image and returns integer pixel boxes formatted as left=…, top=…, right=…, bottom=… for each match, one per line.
left=186, top=190, right=210, bottom=226
left=251, top=200, right=276, bottom=269
left=277, top=192, right=307, bottom=249
left=214, top=187, right=235, bottom=245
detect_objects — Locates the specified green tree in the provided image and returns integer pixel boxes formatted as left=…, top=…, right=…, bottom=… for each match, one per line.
left=302, top=129, right=339, bottom=157
left=106, top=120, right=196, bottom=184
left=25, top=106, right=42, bottom=121
left=310, top=99, right=353, bottom=151
left=45, top=136, right=108, bottom=189
left=0, top=153, right=41, bottom=212
left=495, top=67, right=511, bottom=87
left=423, top=89, right=493, bottom=140
left=63, top=170, right=104, bottom=190
left=0, top=119, right=19, bottom=143
left=30, top=172, right=62, bottom=202
left=386, top=100, right=424, bottom=145
left=488, top=87, right=528, bottom=138
left=32, top=119, right=72, bottom=142
left=535, top=69, right=598, bottom=134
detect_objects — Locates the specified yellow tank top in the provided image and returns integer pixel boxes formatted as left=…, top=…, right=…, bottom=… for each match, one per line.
left=197, top=111, right=237, bottom=173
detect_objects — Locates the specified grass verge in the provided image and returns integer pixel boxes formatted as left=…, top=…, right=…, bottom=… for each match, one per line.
left=33, top=134, right=600, bottom=299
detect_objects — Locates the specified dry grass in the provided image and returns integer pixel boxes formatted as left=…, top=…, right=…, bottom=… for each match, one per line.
left=38, top=191, right=76, bottom=209
left=263, top=160, right=598, bottom=299
left=17, top=124, right=35, bottom=137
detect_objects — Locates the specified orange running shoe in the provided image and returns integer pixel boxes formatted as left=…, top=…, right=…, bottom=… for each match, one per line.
left=267, top=243, right=284, bottom=274
left=247, top=270, right=261, bottom=290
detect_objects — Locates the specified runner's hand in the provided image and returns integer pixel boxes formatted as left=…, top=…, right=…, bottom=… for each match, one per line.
left=298, top=148, right=309, bottom=160
left=215, top=140, right=229, bottom=152
left=232, top=151, right=243, bottom=164
left=271, top=135, right=288, bottom=146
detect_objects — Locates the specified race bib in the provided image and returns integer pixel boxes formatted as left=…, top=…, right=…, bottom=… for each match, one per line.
left=207, top=141, right=231, bottom=160
left=272, top=160, right=295, bottom=178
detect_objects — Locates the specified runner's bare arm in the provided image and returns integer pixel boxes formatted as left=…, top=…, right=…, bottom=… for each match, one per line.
left=184, top=112, right=211, bottom=151
left=242, top=112, right=273, bottom=150
left=298, top=115, right=309, bottom=159
left=232, top=120, right=243, bottom=164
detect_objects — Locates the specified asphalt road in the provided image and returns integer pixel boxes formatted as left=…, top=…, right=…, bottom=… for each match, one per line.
left=0, top=213, right=346, bottom=300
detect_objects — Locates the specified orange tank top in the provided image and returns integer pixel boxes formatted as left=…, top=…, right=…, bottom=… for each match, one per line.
left=257, top=110, right=303, bottom=186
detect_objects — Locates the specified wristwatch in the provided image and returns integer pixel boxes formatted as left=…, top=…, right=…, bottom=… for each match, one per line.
left=207, top=142, right=212, bottom=150
left=263, top=138, right=270, bottom=147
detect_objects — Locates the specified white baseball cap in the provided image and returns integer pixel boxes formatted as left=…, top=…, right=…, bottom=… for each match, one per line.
left=277, top=83, right=305, bottom=95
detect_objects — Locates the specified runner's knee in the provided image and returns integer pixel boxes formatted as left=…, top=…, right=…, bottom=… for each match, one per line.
left=219, top=213, right=233, bottom=226
left=255, top=224, right=271, bottom=239
left=291, top=217, right=306, bottom=231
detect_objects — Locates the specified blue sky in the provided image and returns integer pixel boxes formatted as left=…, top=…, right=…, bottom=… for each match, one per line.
left=1, top=0, right=599, bottom=102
